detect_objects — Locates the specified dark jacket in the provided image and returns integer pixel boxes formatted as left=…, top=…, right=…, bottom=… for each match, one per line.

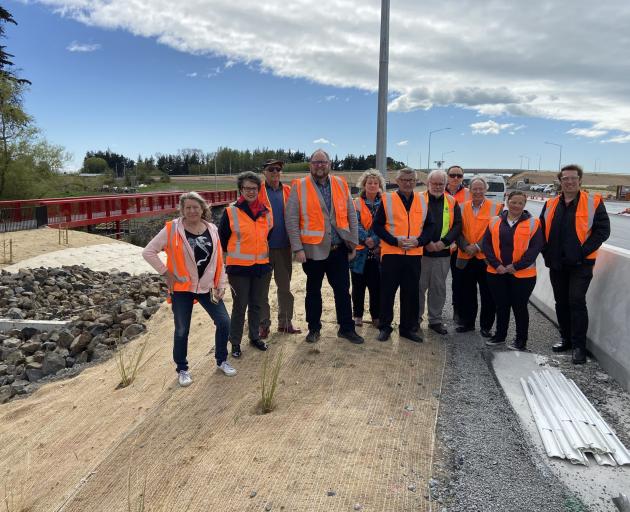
left=219, top=200, right=272, bottom=276
left=482, top=210, right=544, bottom=271
left=372, top=190, right=435, bottom=249
left=539, top=193, right=610, bottom=270
left=423, top=193, right=462, bottom=258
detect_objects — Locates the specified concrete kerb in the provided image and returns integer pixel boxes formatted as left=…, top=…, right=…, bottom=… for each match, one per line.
left=491, top=350, right=630, bottom=512
left=0, top=319, right=70, bottom=332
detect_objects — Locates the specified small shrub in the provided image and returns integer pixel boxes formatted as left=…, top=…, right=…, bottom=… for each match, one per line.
left=115, top=339, right=148, bottom=389
left=259, top=348, right=284, bottom=414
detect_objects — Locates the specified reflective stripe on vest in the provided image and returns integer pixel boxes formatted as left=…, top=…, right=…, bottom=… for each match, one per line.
left=381, top=191, right=427, bottom=257
left=487, top=216, right=538, bottom=278
left=226, top=206, right=271, bottom=265
left=423, top=192, right=455, bottom=238
left=543, top=191, right=601, bottom=260
left=458, top=199, right=503, bottom=260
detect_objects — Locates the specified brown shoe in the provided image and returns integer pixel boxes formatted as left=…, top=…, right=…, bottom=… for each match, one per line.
left=278, top=323, right=302, bottom=334
left=259, top=325, right=270, bottom=339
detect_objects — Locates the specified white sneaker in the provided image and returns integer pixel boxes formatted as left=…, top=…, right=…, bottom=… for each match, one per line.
left=178, top=370, right=193, bottom=387
left=217, top=361, right=237, bottom=376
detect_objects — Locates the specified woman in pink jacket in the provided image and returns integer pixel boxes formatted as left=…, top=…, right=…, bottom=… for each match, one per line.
left=143, top=192, right=235, bottom=387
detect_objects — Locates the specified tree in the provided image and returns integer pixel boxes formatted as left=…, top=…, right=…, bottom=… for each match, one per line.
left=83, top=156, right=110, bottom=174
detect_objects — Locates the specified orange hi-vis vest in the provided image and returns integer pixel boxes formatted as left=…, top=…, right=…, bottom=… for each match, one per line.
left=226, top=205, right=272, bottom=266
left=543, top=191, right=602, bottom=260
left=164, top=220, right=223, bottom=294
left=293, top=175, right=351, bottom=244
left=354, top=196, right=374, bottom=251
left=380, top=191, right=428, bottom=257
left=486, top=216, right=540, bottom=278
left=258, top=182, right=291, bottom=216
left=447, top=186, right=470, bottom=205
left=458, top=199, right=503, bottom=260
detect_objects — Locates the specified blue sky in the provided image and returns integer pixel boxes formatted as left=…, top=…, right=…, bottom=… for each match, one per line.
left=6, top=0, right=630, bottom=172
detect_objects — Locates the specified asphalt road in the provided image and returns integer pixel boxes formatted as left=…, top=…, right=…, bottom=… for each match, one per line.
left=527, top=199, right=630, bottom=250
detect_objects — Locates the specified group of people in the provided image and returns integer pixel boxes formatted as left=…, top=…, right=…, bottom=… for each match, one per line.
left=142, top=151, right=610, bottom=387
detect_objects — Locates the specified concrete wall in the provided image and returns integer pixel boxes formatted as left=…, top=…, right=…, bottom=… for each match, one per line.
left=530, top=244, right=630, bottom=391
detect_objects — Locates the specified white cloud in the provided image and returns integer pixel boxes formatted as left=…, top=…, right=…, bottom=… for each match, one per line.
left=602, top=134, right=630, bottom=144
left=66, top=41, right=101, bottom=52
left=43, top=0, right=630, bottom=138
left=567, top=127, right=608, bottom=138
left=313, top=138, right=331, bottom=144
left=470, top=120, right=514, bottom=135
left=396, top=140, right=409, bottom=146
left=185, top=72, right=197, bottom=78
left=324, top=95, right=337, bottom=102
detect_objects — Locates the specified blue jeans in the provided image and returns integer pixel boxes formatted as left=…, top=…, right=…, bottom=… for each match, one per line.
left=171, top=292, right=230, bottom=372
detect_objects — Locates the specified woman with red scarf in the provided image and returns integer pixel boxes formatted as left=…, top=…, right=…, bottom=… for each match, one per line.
left=219, top=171, right=273, bottom=358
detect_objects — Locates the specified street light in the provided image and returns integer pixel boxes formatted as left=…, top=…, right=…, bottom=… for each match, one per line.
left=428, top=127, right=451, bottom=172
left=442, top=150, right=455, bottom=163
left=519, top=155, right=530, bottom=170
left=375, top=0, right=390, bottom=177
left=544, top=141, right=562, bottom=171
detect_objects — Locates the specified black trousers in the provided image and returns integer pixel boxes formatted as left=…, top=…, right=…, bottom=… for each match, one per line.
left=460, top=257, right=495, bottom=331
left=302, top=246, right=354, bottom=333
left=487, top=274, right=536, bottom=344
left=379, top=254, right=421, bottom=333
left=351, top=258, right=381, bottom=319
left=450, top=251, right=464, bottom=318
left=549, top=265, right=593, bottom=349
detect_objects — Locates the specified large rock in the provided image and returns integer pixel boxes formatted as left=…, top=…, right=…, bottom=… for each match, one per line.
left=122, top=323, right=145, bottom=339
left=69, top=333, right=92, bottom=355
left=0, top=384, right=14, bottom=404
left=6, top=307, right=24, bottom=319
left=21, top=340, right=42, bottom=355
left=56, top=329, right=75, bottom=349
left=2, top=337, right=21, bottom=349
left=4, top=350, right=25, bottom=366
left=42, top=352, right=66, bottom=376
left=25, top=362, right=43, bottom=382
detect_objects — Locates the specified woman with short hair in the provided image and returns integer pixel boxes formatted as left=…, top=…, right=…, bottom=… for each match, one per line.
left=219, top=171, right=273, bottom=358
left=143, top=191, right=234, bottom=387
left=350, top=169, right=385, bottom=326
left=482, top=190, right=544, bottom=350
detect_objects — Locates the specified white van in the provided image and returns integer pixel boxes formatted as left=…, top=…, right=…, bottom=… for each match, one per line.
left=483, top=174, right=506, bottom=201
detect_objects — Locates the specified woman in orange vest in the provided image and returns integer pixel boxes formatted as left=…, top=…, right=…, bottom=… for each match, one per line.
left=349, top=169, right=384, bottom=327
left=143, top=192, right=233, bottom=387
left=455, top=176, right=503, bottom=336
left=482, top=190, right=544, bottom=351
left=218, top=171, right=273, bottom=358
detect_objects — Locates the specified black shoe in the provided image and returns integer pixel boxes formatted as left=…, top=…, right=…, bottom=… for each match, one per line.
left=552, top=340, right=572, bottom=353
left=250, top=339, right=268, bottom=351
left=305, top=330, right=320, bottom=343
left=338, top=329, right=364, bottom=344
left=507, top=341, right=527, bottom=351
left=400, top=330, right=423, bottom=343
left=572, top=347, right=586, bottom=364
left=410, top=324, right=419, bottom=333
left=485, top=336, right=505, bottom=347
left=455, top=325, right=474, bottom=333
left=429, top=323, right=448, bottom=335
left=377, top=329, right=391, bottom=342
left=480, top=329, right=492, bottom=338
left=231, top=344, right=241, bottom=358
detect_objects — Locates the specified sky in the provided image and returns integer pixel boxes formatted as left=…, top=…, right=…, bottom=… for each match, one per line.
left=6, top=0, right=630, bottom=173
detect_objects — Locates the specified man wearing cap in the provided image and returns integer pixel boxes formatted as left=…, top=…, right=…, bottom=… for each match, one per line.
left=258, top=159, right=302, bottom=337
left=285, top=149, right=363, bottom=345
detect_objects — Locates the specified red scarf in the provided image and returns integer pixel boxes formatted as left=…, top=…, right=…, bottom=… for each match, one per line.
left=237, top=196, right=265, bottom=217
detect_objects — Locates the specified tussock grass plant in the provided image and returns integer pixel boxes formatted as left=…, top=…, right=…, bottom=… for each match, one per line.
left=259, top=348, right=284, bottom=414
left=115, top=339, right=148, bottom=389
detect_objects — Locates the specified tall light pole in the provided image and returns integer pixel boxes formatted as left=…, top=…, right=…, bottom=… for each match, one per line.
left=442, top=150, right=455, bottom=163
left=519, top=155, right=530, bottom=170
left=428, top=127, right=450, bottom=172
left=375, top=0, right=390, bottom=178
left=544, top=141, right=562, bottom=171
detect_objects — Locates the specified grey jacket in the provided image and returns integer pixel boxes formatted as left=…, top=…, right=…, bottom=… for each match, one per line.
left=285, top=174, right=358, bottom=261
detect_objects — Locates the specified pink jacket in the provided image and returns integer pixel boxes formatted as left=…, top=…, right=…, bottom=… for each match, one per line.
left=142, top=218, right=228, bottom=294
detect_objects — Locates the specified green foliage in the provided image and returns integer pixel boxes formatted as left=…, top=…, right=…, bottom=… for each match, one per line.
left=283, top=162, right=309, bottom=174
left=115, top=339, right=148, bottom=389
left=259, top=348, right=284, bottom=414
left=83, top=156, right=109, bottom=174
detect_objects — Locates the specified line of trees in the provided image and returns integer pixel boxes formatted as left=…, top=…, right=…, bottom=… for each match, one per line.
left=82, top=147, right=406, bottom=176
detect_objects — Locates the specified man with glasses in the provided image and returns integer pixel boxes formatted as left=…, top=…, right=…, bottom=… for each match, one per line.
left=445, top=165, right=470, bottom=326
left=285, top=149, right=363, bottom=345
left=258, top=159, right=301, bottom=338
left=372, top=168, right=434, bottom=342
left=540, top=164, right=610, bottom=364
left=416, top=169, right=462, bottom=335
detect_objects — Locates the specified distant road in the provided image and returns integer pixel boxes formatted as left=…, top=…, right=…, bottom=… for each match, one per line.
left=527, top=199, right=630, bottom=250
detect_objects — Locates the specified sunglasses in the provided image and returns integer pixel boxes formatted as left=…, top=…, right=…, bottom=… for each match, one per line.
left=265, top=166, right=282, bottom=173
left=448, top=174, right=464, bottom=178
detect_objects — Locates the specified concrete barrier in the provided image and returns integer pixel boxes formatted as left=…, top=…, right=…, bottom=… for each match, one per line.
left=530, top=243, right=630, bottom=391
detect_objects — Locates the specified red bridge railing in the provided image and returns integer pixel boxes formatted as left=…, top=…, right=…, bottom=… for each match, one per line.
left=0, top=190, right=237, bottom=231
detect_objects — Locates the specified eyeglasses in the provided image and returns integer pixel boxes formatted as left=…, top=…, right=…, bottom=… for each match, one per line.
left=310, top=160, right=330, bottom=165
left=398, top=178, right=416, bottom=183
left=241, top=186, right=259, bottom=192
left=265, top=167, right=282, bottom=173
left=448, top=174, right=464, bottom=178
left=560, top=176, right=580, bottom=182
